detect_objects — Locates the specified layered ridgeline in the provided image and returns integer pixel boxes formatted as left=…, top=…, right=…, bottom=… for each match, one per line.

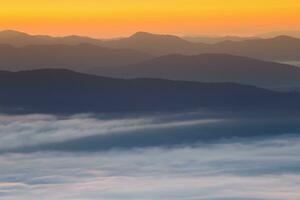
left=0, top=43, right=151, bottom=71
left=0, top=69, right=299, bottom=114
left=0, top=44, right=300, bottom=89
left=94, top=54, right=300, bottom=90
left=1, top=30, right=300, bottom=90
left=103, top=32, right=300, bottom=61
left=0, top=30, right=105, bottom=46
left=1, top=30, right=300, bottom=61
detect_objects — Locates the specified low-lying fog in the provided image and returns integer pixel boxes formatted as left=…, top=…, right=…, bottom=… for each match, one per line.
left=0, top=111, right=299, bottom=200
left=278, top=61, right=300, bottom=67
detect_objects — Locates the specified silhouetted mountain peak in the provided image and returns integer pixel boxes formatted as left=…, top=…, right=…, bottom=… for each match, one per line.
left=130, top=31, right=153, bottom=38
left=129, top=31, right=187, bottom=42
left=271, top=35, right=298, bottom=41
left=0, top=30, right=29, bottom=37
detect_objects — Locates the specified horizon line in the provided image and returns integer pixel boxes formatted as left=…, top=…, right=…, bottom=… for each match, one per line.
left=1, top=29, right=300, bottom=40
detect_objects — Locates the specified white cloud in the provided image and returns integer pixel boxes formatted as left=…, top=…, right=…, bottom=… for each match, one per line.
left=0, top=113, right=300, bottom=200
left=0, top=136, right=300, bottom=200
left=0, top=113, right=221, bottom=150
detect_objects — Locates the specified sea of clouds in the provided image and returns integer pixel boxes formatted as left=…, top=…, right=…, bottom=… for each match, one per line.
left=0, top=112, right=299, bottom=200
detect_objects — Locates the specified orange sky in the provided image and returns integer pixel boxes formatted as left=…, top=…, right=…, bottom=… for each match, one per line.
left=0, top=0, right=300, bottom=38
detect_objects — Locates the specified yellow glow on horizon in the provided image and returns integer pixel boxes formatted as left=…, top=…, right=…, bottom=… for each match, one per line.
left=0, top=0, right=300, bottom=37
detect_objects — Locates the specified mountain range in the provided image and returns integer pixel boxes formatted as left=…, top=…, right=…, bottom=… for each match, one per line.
left=1, top=30, right=300, bottom=61
left=91, top=54, right=300, bottom=89
left=0, top=30, right=105, bottom=46
left=182, top=35, right=260, bottom=44
left=103, top=32, right=300, bottom=61
left=0, top=43, right=299, bottom=89
left=0, top=30, right=300, bottom=93
left=0, top=69, right=299, bottom=114
left=0, top=43, right=151, bottom=71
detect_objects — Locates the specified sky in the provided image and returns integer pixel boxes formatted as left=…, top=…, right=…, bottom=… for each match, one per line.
left=1, top=0, right=300, bottom=38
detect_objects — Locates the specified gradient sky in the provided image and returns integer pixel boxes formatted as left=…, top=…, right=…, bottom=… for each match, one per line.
left=1, top=0, right=300, bottom=38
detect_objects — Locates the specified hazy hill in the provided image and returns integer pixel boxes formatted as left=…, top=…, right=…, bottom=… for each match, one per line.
left=0, top=30, right=105, bottom=46
left=0, top=43, right=151, bottom=71
left=102, top=32, right=300, bottom=61
left=91, top=54, right=300, bottom=89
left=0, top=29, right=257, bottom=46
left=0, top=69, right=299, bottom=114
left=182, top=35, right=259, bottom=44
left=258, top=30, right=300, bottom=39
left=101, top=32, right=208, bottom=55
left=212, top=35, right=300, bottom=61
left=1, top=30, right=300, bottom=61
left=0, top=30, right=204, bottom=54
left=1, top=39, right=299, bottom=89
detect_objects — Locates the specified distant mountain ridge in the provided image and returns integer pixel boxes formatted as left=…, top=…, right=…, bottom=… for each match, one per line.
left=102, top=33, right=300, bottom=61
left=212, top=35, right=300, bottom=61
left=0, top=42, right=299, bottom=89
left=258, top=30, right=300, bottom=39
left=101, top=32, right=205, bottom=55
left=0, top=43, right=152, bottom=71
left=1, top=30, right=300, bottom=61
left=0, top=30, right=299, bottom=91
left=182, top=35, right=260, bottom=44
left=90, top=54, right=300, bottom=90
left=0, top=30, right=105, bottom=46
left=0, top=69, right=299, bottom=114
